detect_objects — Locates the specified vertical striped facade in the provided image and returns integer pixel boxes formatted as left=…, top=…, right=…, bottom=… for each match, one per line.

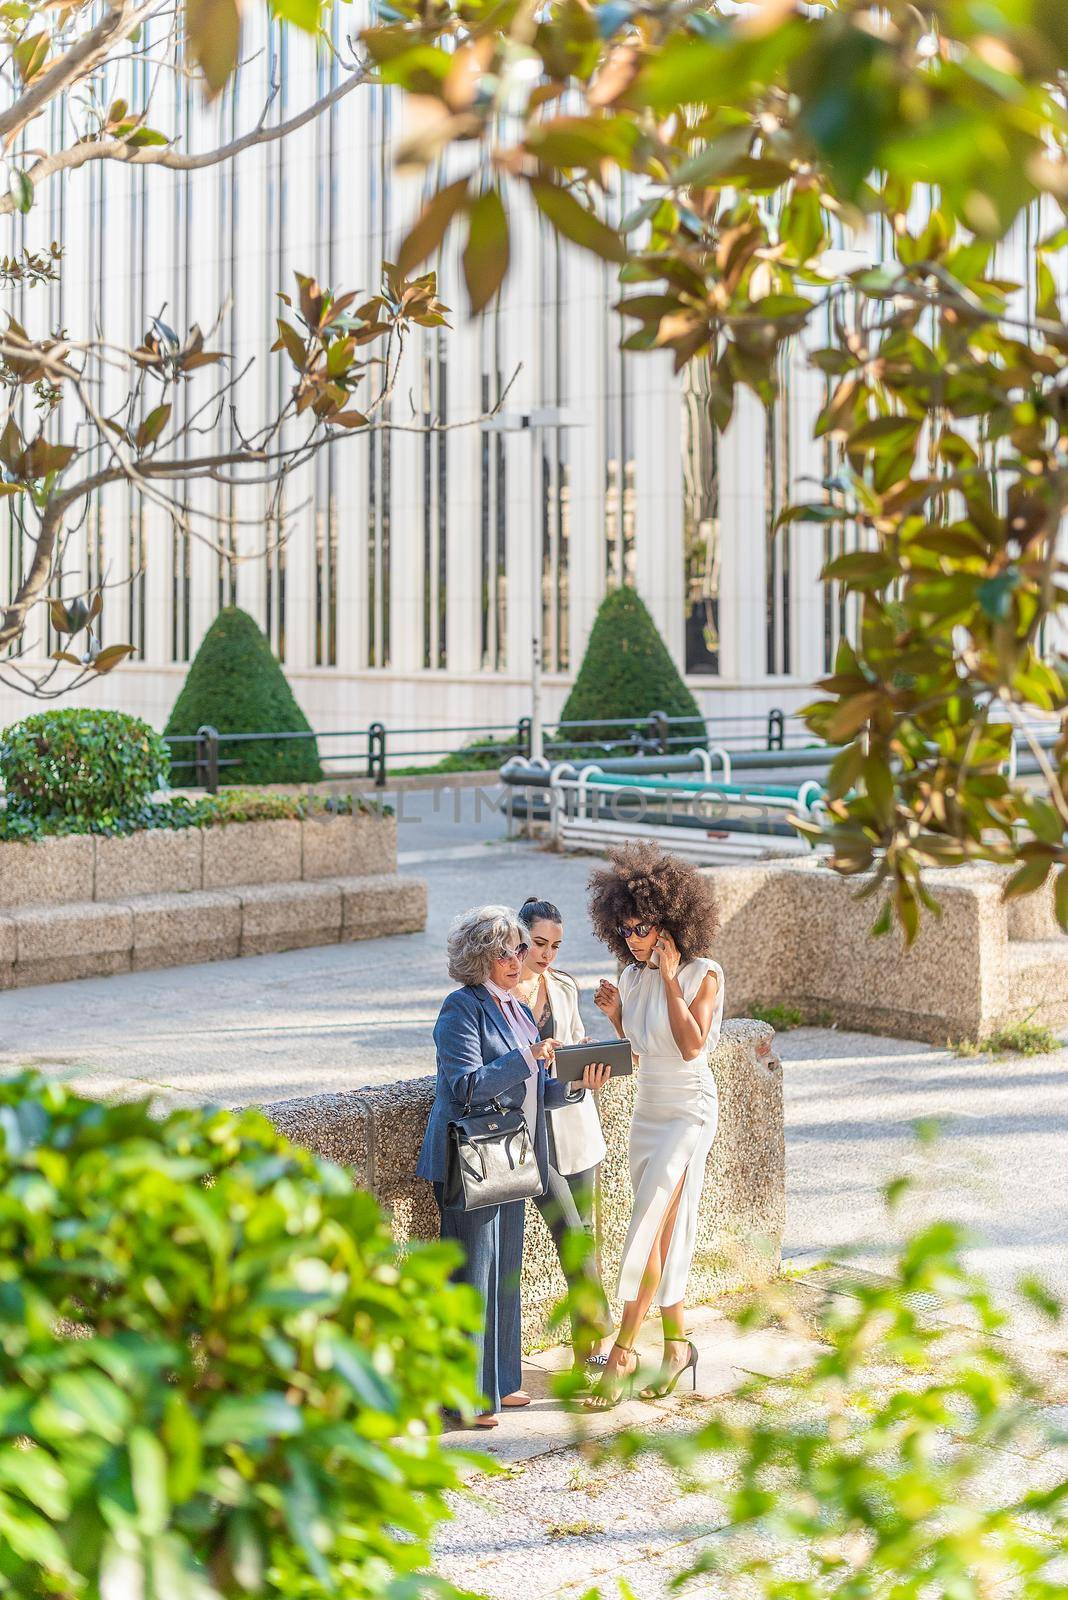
left=2, top=11, right=1063, bottom=746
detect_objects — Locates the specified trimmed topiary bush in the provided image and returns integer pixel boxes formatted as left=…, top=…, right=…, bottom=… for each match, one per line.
left=165, top=608, right=323, bottom=786
left=557, top=586, right=707, bottom=749
left=0, top=708, right=169, bottom=824
left=0, top=1074, right=480, bottom=1598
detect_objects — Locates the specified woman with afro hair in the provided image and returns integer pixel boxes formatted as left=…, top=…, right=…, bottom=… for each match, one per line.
left=585, top=841, right=724, bottom=1408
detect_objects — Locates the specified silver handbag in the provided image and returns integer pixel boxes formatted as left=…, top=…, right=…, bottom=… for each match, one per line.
left=443, top=1081, right=544, bottom=1211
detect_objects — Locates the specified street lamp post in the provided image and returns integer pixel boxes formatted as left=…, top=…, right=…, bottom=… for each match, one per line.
left=479, top=407, right=584, bottom=765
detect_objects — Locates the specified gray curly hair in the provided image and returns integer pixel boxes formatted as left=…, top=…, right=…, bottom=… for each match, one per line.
left=447, top=904, right=526, bottom=987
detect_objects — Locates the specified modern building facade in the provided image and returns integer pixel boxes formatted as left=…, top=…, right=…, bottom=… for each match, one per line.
left=2, top=10, right=1057, bottom=758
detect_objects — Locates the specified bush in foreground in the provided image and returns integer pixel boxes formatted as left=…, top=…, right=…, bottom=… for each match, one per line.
left=0, top=708, right=168, bottom=825
left=0, top=1075, right=479, bottom=1598
left=165, top=608, right=323, bottom=786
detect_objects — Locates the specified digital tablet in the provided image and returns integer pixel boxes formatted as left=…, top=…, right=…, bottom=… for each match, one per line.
left=553, top=1039, right=633, bottom=1083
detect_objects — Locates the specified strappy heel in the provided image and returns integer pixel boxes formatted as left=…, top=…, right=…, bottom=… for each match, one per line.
left=639, top=1339, right=698, bottom=1400
left=582, top=1344, right=637, bottom=1411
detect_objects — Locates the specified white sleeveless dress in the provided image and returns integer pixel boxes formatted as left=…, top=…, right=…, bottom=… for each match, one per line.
left=616, top=956, right=724, bottom=1305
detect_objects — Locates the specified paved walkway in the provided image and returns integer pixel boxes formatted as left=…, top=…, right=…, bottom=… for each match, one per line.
left=433, top=1278, right=1068, bottom=1599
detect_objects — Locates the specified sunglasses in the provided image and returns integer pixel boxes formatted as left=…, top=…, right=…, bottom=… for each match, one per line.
left=618, top=921, right=654, bottom=940
left=497, top=942, right=530, bottom=962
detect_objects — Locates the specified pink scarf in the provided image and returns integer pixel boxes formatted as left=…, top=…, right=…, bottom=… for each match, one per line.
left=484, top=980, right=540, bottom=1049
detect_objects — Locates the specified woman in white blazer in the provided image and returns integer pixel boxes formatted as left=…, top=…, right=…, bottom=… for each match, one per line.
left=516, top=896, right=613, bottom=1365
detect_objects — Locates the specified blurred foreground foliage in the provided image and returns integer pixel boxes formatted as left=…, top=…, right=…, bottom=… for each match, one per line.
left=595, top=1202, right=1068, bottom=1599
left=0, top=1075, right=479, bottom=1598
left=375, top=0, right=1068, bottom=940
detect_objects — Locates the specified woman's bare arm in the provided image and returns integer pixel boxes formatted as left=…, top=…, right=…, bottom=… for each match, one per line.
left=656, top=934, right=719, bottom=1058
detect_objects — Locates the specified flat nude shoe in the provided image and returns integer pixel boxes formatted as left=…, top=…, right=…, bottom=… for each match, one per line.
left=501, top=1391, right=531, bottom=1408
left=473, top=1412, right=500, bottom=1428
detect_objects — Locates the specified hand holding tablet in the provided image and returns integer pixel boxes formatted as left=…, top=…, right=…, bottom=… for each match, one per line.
left=552, top=1039, right=633, bottom=1084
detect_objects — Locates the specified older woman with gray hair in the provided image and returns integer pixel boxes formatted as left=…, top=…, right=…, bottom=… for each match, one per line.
left=417, top=904, right=601, bottom=1428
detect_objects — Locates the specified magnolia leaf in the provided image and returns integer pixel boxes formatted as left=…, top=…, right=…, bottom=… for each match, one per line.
left=396, top=176, right=470, bottom=276
left=1055, top=867, right=1068, bottom=933
left=125, top=127, right=170, bottom=147
left=1002, top=856, right=1053, bottom=900
left=9, top=169, right=33, bottom=215
left=65, top=597, right=91, bottom=631
left=90, top=644, right=136, bottom=675
left=530, top=179, right=626, bottom=263
left=48, top=598, right=73, bottom=633
left=13, top=30, right=48, bottom=84
left=50, top=650, right=82, bottom=665
left=329, top=410, right=370, bottom=428
left=185, top=0, right=240, bottom=98
left=274, top=319, right=307, bottom=370
left=135, top=403, right=171, bottom=451
left=271, top=0, right=320, bottom=29
left=671, top=127, right=753, bottom=187
left=462, top=188, right=509, bottom=315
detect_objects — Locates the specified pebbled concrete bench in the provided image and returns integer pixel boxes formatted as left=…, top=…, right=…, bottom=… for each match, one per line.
left=264, top=1018, right=785, bottom=1346
left=0, top=813, right=425, bottom=987
left=713, top=857, right=1068, bottom=1043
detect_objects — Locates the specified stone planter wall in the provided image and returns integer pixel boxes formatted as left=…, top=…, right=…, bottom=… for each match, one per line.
left=0, top=812, right=397, bottom=908
left=0, top=812, right=423, bottom=988
left=714, top=857, right=1068, bottom=1042
left=265, top=1019, right=785, bottom=1347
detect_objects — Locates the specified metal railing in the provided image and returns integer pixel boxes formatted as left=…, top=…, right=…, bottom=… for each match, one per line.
left=164, top=707, right=806, bottom=793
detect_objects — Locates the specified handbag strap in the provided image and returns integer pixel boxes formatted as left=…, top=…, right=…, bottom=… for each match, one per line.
left=462, top=1075, right=506, bottom=1117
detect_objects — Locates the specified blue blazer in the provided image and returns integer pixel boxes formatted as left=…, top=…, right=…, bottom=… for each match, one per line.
left=416, top=984, right=579, bottom=1187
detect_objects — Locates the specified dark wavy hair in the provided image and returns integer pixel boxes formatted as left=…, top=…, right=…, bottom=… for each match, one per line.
left=587, top=842, right=720, bottom=968
left=518, top=896, right=563, bottom=928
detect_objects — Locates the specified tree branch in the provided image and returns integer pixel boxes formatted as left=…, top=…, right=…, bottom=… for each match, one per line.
left=0, top=66, right=371, bottom=214
left=0, top=0, right=160, bottom=149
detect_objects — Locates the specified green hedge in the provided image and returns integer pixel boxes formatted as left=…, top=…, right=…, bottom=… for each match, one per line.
left=0, top=789, right=390, bottom=842
left=165, top=608, right=323, bottom=786
left=0, top=708, right=168, bottom=825
left=557, top=586, right=707, bottom=749
left=0, top=1075, right=480, bottom=1598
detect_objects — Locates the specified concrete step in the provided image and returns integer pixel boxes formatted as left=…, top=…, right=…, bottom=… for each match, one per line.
left=0, top=872, right=426, bottom=989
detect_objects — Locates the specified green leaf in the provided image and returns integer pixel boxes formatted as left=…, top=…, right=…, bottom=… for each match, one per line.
left=228, top=1510, right=266, bottom=1591
left=319, top=1332, right=398, bottom=1410
left=530, top=179, right=627, bottom=264
left=271, top=0, right=320, bottom=28
left=848, top=415, right=922, bottom=454
left=43, top=1369, right=130, bottom=1443
left=824, top=690, right=881, bottom=742
left=977, top=570, right=1017, bottom=623
left=125, top=127, right=170, bottom=147
left=1054, top=867, right=1068, bottom=933
left=135, top=403, right=171, bottom=451
left=130, top=1427, right=169, bottom=1535
left=9, top=169, right=33, bottom=215
left=90, top=644, right=136, bottom=675
left=671, top=126, right=752, bottom=187
left=185, top=0, right=241, bottom=97
left=1002, top=857, right=1053, bottom=900
left=779, top=184, right=825, bottom=264
left=13, top=30, right=48, bottom=83
left=275, top=319, right=307, bottom=371
left=462, top=188, right=509, bottom=315
left=203, top=1393, right=303, bottom=1446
